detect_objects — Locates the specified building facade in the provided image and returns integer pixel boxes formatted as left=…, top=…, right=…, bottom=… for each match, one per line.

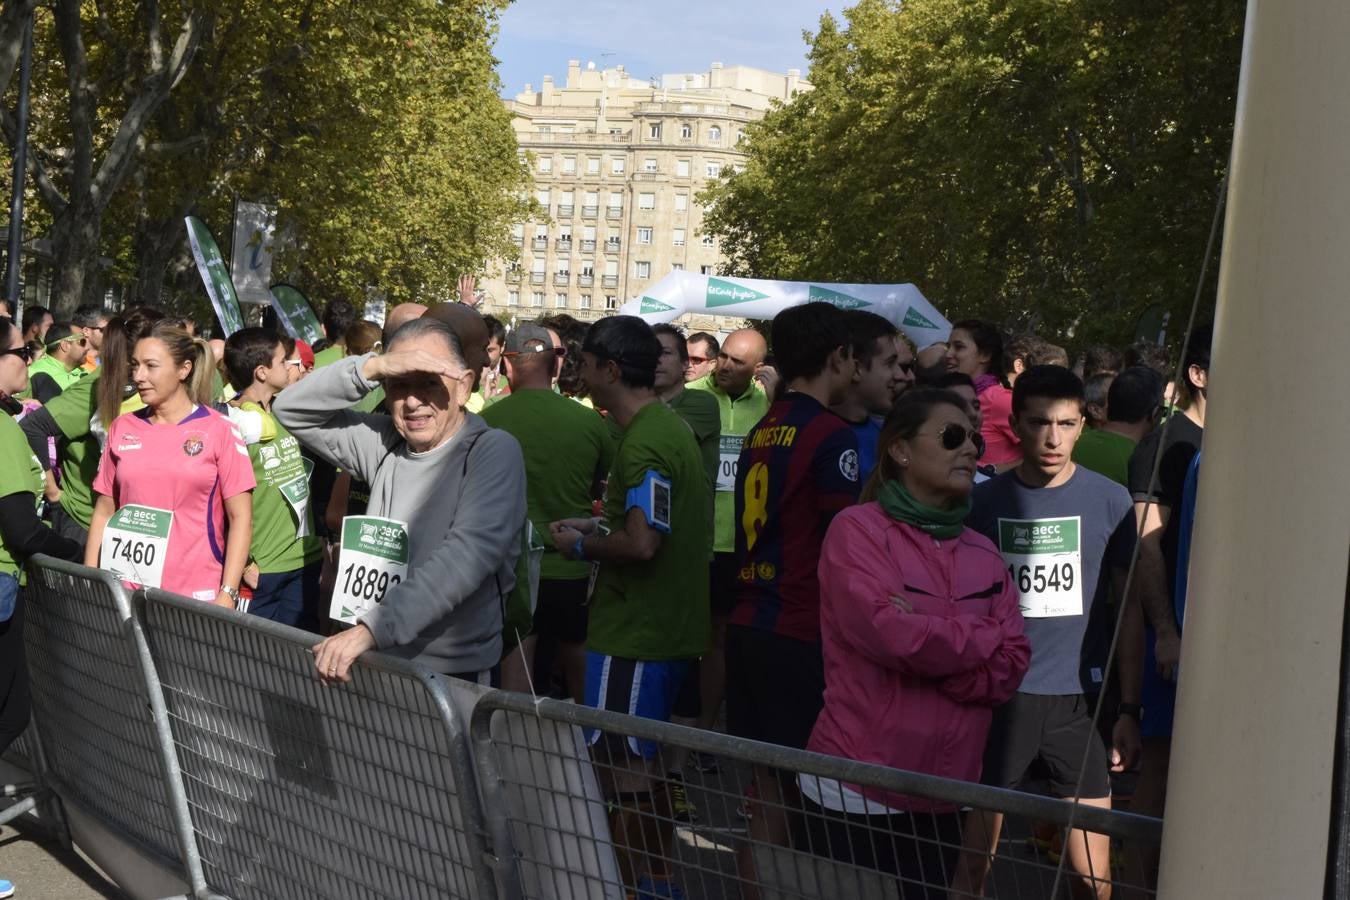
left=479, top=60, right=808, bottom=334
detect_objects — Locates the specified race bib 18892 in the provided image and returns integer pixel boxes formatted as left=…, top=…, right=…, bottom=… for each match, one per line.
left=102, top=504, right=174, bottom=588
left=330, top=515, right=409, bottom=625
left=997, top=516, right=1082, bottom=618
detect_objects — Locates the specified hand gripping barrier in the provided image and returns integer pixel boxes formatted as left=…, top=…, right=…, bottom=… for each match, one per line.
left=470, top=690, right=1165, bottom=900
left=138, top=587, right=499, bottom=900
left=15, top=555, right=214, bottom=898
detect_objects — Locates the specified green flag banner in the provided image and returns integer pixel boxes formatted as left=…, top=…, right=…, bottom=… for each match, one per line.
left=269, top=284, right=324, bottom=345
left=619, top=271, right=951, bottom=348
left=185, top=216, right=245, bottom=336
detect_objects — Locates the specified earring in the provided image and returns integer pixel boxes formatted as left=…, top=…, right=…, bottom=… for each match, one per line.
left=901, top=457, right=910, bottom=466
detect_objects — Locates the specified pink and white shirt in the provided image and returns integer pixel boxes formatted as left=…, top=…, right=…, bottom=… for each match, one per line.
left=93, top=405, right=255, bottom=600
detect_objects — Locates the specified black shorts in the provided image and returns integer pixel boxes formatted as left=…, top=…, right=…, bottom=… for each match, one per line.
left=708, top=552, right=739, bottom=618
left=533, top=577, right=589, bottom=644
left=981, top=693, right=1112, bottom=799
left=725, top=625, right=824, bottom=750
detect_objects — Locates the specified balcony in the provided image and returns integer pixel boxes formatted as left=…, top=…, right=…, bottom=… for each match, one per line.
left=606, top=208, right=624, bottom=220
left=581, top=205, right=598, bottom=218
left=511, top=234, right=524, bottom=246
left=529, top=272, right=546, bottom=284
left=602, top=275, right=619, bottom=288
left=580, top=239, right=596, bottom=252
left=505, top=270, right=522, bottom=283
left=578, top=275, right=594, bottom=287
left=531, top=238, right=548, bottom=251
left=557, top=204, right=574, bottom=217
left=604, top=240, right=621, bottom=254
left=554, top=272, right=570, bottom=286
left=556, top=238, right=572, bottom=251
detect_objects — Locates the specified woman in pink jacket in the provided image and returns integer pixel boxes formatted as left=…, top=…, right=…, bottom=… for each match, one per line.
left=799, top=389, right=1030, bottom=898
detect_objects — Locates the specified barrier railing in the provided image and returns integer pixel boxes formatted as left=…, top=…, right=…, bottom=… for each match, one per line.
left=470, top=691, right=1163, bottom=900
left=139, top=587, right=499, bottom=900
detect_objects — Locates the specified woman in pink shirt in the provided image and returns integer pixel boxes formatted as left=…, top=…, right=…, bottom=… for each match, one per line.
left=86, top=322, right=254, bottom=606
left=799, top=389, right=1029, bottom=898
left=946, top=320, right=1020, bottom=468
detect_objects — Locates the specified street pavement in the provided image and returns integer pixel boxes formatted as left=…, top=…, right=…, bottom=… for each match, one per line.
left=0, top=823, right=123, bottom=899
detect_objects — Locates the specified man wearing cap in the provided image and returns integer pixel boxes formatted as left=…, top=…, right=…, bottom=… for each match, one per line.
left=482, top=322, right=612, bottom=701
left=26, top=323, right=88, bottom=403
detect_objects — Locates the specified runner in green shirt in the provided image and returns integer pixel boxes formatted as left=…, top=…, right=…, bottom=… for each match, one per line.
left=24, top=323, right=88, bottom=402
left=312, top=298, right=357, bottom=369
left=1071, top=366, right=1164, bottom=487
left=224, top=328, right=325, bottom=631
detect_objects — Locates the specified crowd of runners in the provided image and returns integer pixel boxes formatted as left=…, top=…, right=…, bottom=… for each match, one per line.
left=0, top=295, right=1209, bottom=899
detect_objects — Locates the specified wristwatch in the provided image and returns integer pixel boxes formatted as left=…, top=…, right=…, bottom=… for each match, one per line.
left=1117, top=702, right=1143, bottom=721
left=219, top=585, right=242, bottom=607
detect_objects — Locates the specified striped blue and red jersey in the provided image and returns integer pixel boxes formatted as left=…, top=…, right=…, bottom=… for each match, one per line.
left=731, top=392, right=861, bottom=642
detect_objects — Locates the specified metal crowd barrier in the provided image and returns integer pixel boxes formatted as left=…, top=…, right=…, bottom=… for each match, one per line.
left=14, top=556, right=212, bottom=899
left=139, top=587, right=499, bottom=900
left=470, top=691, right=1164, bottom=900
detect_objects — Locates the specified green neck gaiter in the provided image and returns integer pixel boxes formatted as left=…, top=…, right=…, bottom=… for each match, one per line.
left=877, top=479, right=970, bottom=539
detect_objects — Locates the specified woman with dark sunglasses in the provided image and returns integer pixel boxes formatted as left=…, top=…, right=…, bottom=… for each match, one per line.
left=0, top=316, right=83, bottom=897
left=796, top=389, right=1029, bottom=898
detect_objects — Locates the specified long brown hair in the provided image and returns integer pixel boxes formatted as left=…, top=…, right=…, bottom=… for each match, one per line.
left=859, top=389, right=971, bottom=502
left=97, top=307, right=166, bottom=427
left=136, top=321, right=214, bottom=408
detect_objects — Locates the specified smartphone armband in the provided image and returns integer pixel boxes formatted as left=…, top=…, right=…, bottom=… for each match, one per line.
left=626, top=469, right=672, bottom=533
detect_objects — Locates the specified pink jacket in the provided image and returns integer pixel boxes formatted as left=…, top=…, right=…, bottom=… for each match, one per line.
left=807, top=502, right=1030, bottom=812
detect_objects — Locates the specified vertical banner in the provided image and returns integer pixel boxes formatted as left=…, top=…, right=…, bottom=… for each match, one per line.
left=268, top=284, right=324, bottom=345
left=185, top=215, right=245, bottom=336
left=618, top=270, right=952, bottom=348
left=230, top=200, right=278, bottom=305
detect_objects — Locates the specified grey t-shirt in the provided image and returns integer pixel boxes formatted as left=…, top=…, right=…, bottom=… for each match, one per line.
left=969, top=465, right=1135, bottom=695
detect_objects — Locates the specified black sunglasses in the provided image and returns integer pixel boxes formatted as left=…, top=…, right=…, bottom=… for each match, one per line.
left=926, top=422, right=986, bottom=458
left=1, top=345, right=34, bottom=364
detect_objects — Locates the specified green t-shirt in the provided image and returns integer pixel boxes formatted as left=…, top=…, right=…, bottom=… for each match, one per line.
left=44, top=372, right=102, bottom=529
left=236, top=402, right=324, bottom=573
left=1072, top=428, right=1138, bottom=487
left=352, top=385, right=385, bottom=414
left=24, top=355, right=84, bottom=399
left=312, top=344, right=344, bottom=369
left=587, top=401, right=709, bottom=660
left=481, top=388, right=613, bottom=581
left=0, top=413, right=44, bottom=575
left=687, top=373, right=771, bottom=553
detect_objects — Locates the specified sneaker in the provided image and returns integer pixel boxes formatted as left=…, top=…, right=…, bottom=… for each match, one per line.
left=667, top=773, right=697, bottom=823
left=690, top=751, right=720, bottom=775
left=0, top=877, right=13, bottom=899
left=635, top=873, right=685, bottom=899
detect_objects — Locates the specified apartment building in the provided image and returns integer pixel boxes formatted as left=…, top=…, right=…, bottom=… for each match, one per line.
left=480, top=59, right=808, bottom=332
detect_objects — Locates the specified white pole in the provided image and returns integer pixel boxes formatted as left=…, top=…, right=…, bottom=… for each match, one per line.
left=1159, top=2, right=1350, bottom=897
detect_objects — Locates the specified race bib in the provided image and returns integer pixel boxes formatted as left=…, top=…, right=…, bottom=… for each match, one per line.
left=997, top=516, right=1083, bottom=618
left=102, top=504, right=174, bottom=588
left=717, top=434, right=744, bottom=492
left=330, top=515, right=409, bottom=625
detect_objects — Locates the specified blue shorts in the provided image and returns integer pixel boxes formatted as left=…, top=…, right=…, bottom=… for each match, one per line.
left=1140, top=624, right=1178, bottom=739
left=584, top=653, right=692, bottom=759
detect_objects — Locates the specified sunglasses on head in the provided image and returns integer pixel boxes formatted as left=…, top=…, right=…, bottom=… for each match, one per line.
left=1, top=345, right=34, bottom=363
left=927, top=422, right=986, bottom=458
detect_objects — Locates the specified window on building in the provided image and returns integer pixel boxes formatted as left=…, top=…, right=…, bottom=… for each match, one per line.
left=532, top=257, right=546, bottom=272
left=535, top=188, right=550, bottom=206
left=555, top=293, right=568, bottom=308
left=680, top=123, right=692, bottom=139
left=638, top=193, right=655, bottom=209
left=635, top=261, right=651, bottom=279
left=585, top=191, right=599, bottom=207
left=700, top=265, right=713, bottom=275
left=672, top=263, right=684, bottom=270
left=562, top=156, right=576, bottom=174
left=644, top=158, right=658, bottom=173
left=737, top=130, right=746, bottom=144
left=605, top=260, right=619, bottom=276
left=676, top=159, right=691, bottom=178
left=511, top=223, right=525, bottom=239
left=673, top=229, right=685, bottom=246
left=706, top=161, right=722, bottom=178
left=532, top=291, right=544, bottom=307
left=605, top=295, right=618, bottom=310
left=582, top=262, right=595, bottom=277
left=607, top=194, right=623, bottom=210
left=648, top=123, right=661, bottom=139
left=637, top=227, right=653, bottom=245
left=537, top=156, right=553, bottom=173
left=507, top=290, right=520, bottom=307
left=583, top=225, right=596, bottom=241
left=558, top=225, right=573, bottom=242
left=587, top=157, right=601, bottom=174
left=674, top=194, right=688, bottom=212
left=535, top=225, right=549, bottom=239
left=580, top=294, right=592, bottom=310
left=702, top=234, right=716, bottom=248
left=560, top=190, right=575, bottom=206
left=611, top=157, right=625, bottom=175
left=708, top=125, right=722, bottom=142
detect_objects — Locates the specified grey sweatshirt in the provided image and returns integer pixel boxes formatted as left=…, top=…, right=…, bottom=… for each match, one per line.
left=273, top=354, right=526, bottom=674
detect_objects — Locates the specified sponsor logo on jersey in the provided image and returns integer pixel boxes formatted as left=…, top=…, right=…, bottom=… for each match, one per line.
left=117, top=434, right=143, bottom=452
left=839, top=448, right=860, bottom=482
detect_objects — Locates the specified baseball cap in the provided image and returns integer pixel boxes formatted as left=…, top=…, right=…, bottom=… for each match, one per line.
left=294, top=339, right=315, bottom=370
left=505, top=324, right=555, bottom=355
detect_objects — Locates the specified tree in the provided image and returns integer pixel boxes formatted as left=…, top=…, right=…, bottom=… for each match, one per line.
left=701, top=0, right=1246, bottom=347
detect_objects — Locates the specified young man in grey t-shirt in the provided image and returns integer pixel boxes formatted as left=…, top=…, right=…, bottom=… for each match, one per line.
left=952, top=366, right=1136, bottom=900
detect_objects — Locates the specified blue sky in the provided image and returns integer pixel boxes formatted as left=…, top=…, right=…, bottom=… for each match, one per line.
left=493, top=1, right=840, bottom=96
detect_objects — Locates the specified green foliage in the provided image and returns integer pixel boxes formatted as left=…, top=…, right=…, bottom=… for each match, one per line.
left=700, top=0, right=1245, bottom=348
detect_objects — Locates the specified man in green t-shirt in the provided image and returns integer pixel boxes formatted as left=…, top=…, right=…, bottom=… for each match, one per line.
left=548, top=316, right=708, bottom=899
left=1072, top=366, right=1164, bottom=486
left=482, top=323, right=611, bottom=700
left=25, top=323, right=88, bottom=403
left=311, top=298, right=356, bottom=369
left=225, top=328, right=325, bottom=630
